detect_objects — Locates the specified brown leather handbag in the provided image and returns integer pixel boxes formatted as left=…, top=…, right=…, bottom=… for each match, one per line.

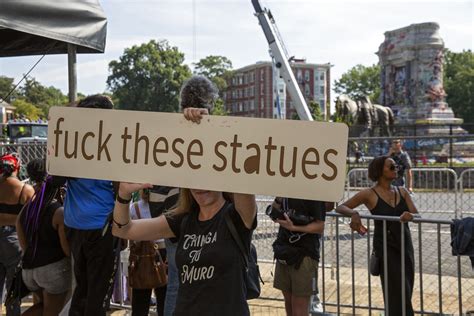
left=128, top=203, right=167, bottom=289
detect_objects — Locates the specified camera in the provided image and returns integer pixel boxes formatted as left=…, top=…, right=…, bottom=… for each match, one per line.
left=265, top=205, right=315, bottom=226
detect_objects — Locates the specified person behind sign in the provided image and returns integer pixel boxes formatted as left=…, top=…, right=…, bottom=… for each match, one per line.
left=269, top=198, right=332, bottom=316
left=52, top=94, right=118, bottom=316
left=112, top=108, right=257, bottom=316
left=128, top=189, right=169, bottom=316
left=0, top=153, right=34, bottom=316
left=161, top=74, right=219, bottom=316
left=16, top=159, right=71, bottom=315
left=335, top=156, right=419, bottom=316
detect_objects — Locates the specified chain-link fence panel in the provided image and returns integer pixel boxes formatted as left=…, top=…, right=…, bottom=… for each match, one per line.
left=0, top=142, right=47, bottom=179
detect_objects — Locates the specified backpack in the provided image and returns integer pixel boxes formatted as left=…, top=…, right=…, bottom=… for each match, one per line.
left=224, top=209, right=264, bottom=300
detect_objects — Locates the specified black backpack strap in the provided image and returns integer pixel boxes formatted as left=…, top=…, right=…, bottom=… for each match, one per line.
left=223, top=205, right=249, bottom=270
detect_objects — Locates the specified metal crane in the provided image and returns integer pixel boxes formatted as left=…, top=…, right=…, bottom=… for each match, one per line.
left=251, top=0, right=313, bottom=121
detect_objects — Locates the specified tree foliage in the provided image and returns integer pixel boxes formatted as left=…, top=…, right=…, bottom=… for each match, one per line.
left=20, top=77, right=68, bottom=116
left=12, top=99, right=42, bottom=120
left=443, top=49, right=474, bottom=127
left=107, top=40, right=191, bottom=112
left=334, top=64, right=381, bottom=103
left=194, top=55, right=233, bottom=93
left=211, top=98, right=228, bottom=116
left=0, top=76, right=17, bottom=103
left=292, top=100, right=324, bottom=121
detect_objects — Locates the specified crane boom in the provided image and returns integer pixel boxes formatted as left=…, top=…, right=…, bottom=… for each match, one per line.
left=252, top=0, right=313, bottom=121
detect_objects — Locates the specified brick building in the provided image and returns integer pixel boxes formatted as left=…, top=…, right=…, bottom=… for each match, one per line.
left=224, top=60, right=331, bottom=119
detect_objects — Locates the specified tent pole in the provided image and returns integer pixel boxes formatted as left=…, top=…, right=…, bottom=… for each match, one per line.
left=68, top=44, right=77, bottom=103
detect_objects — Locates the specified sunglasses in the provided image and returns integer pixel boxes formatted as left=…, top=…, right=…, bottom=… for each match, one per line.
left=389, top=164, right=398, bottom=171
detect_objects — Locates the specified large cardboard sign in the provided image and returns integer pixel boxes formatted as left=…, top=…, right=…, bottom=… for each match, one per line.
left=47, top=107, right=348, bottom=201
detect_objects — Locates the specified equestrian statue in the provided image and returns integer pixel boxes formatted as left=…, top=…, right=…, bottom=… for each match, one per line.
left=335, top=94, right=394, bottom=137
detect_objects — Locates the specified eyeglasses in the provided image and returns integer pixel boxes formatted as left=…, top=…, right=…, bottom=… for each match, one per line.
left=389, top=164, right=398, bottom=171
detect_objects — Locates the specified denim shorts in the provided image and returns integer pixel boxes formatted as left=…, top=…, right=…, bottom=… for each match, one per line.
left=22, top=257, right=72, bottom=294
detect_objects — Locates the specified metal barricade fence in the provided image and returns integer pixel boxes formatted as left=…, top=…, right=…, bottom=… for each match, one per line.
left=319, top=212, right=473, bottom=316
left=346, top=168, right=460, bottom=219
left=460, top=169, right=474, bottom=218
left=5, top=143, right=474, bottom=314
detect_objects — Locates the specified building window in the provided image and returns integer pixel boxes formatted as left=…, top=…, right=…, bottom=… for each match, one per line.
left=320, top=72, right=325, bottom=81
left=239, top=103, right=243, bottom=112
left=305, top=85, right=311, bottom=96
left=320, top=86, right=325, bottom=95
left=260, top=70, right=265, bottom=81
left=304, top=70, right=310, bottom=82
left=260, top=85, right=264, bottom=95
left=260, top=98, right=265, bottom=109
left=297, top=69, right=302, bottom=82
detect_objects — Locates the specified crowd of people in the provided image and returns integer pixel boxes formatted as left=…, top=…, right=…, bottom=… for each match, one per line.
left=0, top=75, right=421, bottom=316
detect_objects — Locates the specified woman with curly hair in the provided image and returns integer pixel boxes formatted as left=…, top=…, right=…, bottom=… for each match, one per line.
left=16, top=159, right=71, bottom=316
left=0, top=153, right=34, bottom=315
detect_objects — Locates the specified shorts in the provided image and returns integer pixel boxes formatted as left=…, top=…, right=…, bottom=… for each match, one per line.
left=273, top=256, right=318, bottom=297
left=22, top=257, right=72, bottom=295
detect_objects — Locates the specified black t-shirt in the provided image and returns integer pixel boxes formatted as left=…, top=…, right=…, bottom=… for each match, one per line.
left=275, top=198, right=326, bottom=260
left=391, top=151, right=412, bottom=186
left=148, top=186, right=179, bottom=218
left=165, top=201, right=256, bottom=316
left=21, top=200, right=65, bottom=269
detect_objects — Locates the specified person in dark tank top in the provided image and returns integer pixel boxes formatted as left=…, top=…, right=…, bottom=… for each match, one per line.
left=0, top=153, right=34, bottom=316
left=16, top=159, right=71, bottom=315
left=336, top=155, right=420, bottom=316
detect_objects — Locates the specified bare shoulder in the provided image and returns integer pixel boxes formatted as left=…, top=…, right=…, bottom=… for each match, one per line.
left=52, top=206, right=65, bottom=228
left=21, top=183, right=35, bottom=202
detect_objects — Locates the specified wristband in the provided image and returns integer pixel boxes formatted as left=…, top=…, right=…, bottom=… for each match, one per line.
left=113, top=217, right=130, bottom=229
left=116, top=194, right=132, bottom=204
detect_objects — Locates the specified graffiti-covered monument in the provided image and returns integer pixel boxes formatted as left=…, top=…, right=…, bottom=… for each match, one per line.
left=377, top=22, right=464, bottom=135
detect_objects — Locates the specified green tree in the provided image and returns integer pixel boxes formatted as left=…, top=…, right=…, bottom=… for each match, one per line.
left=20, top=77, right=68, bottom=116
left=107, top=40, right=192, bottom=112
left=12, top=99, right=42, bottom=120
left=334, top=64, right=381, bottom=103
left=443, top=49, right=474, bottom=129
left=0, top=76, right=17, bottom=103
left=211, top=99, right=228, bottom=116
left=292, top=100, right=324, bottom=121
left=194, top=55, right=233, bottom=93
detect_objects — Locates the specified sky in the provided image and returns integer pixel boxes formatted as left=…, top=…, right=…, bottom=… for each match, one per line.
left=0, top=0, right=472, bottom=103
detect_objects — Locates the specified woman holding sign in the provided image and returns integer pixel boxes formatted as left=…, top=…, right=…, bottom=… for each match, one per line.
left=112, top=108, right=257, bottom=316
left=336, top=156, right=418, bottom=316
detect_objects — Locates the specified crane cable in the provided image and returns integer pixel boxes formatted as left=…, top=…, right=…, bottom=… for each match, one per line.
left=192, top=0, right=197, bottom=63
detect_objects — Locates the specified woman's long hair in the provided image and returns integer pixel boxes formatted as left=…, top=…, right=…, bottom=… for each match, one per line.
left=168, top=189, right=233, bottom=216
left=22, top=159, right=62, bottom=257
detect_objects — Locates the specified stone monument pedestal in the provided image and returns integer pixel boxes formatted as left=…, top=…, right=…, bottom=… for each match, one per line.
left=377, top=22, right=465, bottom=136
